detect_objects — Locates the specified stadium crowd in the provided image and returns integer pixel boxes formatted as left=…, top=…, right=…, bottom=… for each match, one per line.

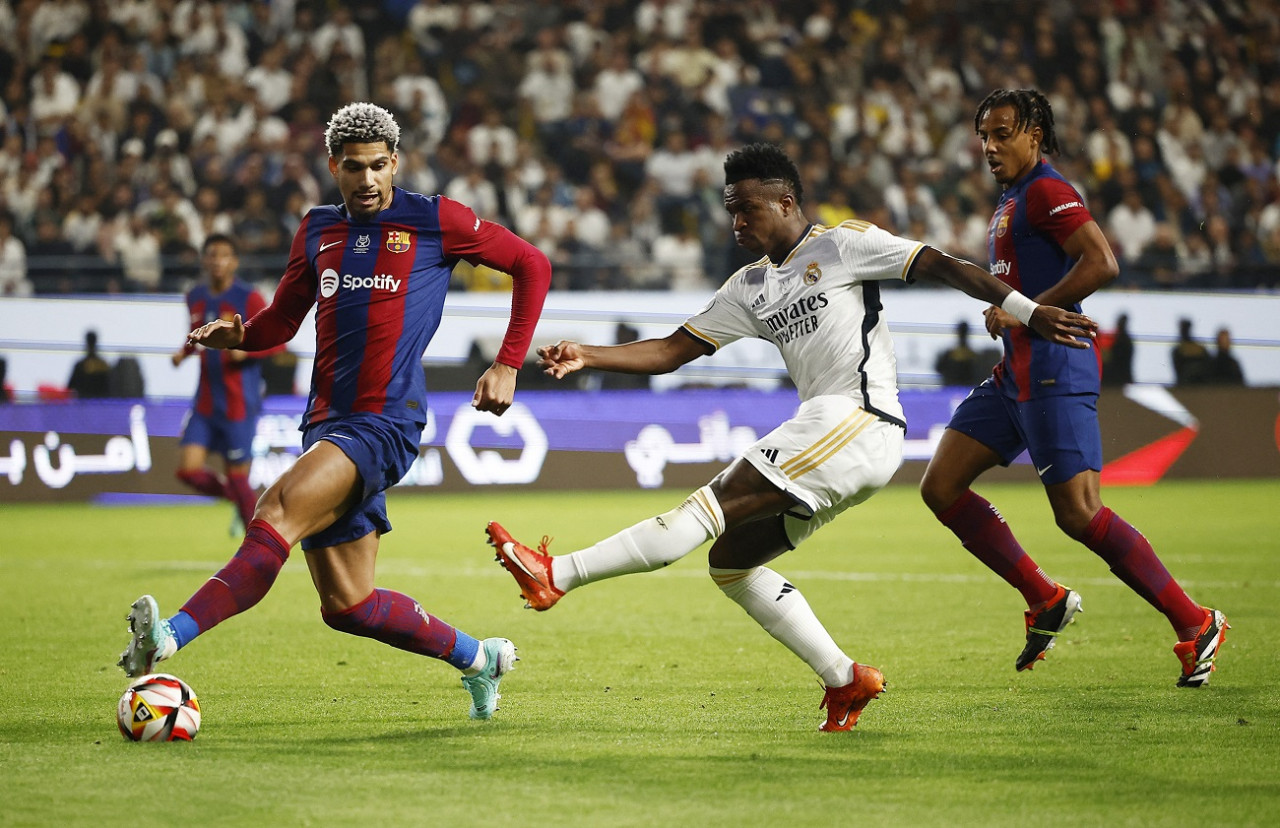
left=1, top=0, right=1279, bottom=297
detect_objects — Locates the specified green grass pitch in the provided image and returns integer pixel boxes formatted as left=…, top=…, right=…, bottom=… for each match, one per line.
left=2, top=480, right=1278, bottom=826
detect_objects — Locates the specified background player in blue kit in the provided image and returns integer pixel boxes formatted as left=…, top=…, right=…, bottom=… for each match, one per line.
left=919, top=89, right=1228, bottom=687
left=119, top=103, right=553, bottom=721
left=172, top=234, right=273, bottom=531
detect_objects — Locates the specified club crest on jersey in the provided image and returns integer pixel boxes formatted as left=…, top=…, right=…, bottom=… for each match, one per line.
left=803, top=261, right=822, bottom=285
left=386, top=230, right=412, bottom=253
left=355, top=234, right=372, bottom=253
left=995, top=205, right=1013, bottom=238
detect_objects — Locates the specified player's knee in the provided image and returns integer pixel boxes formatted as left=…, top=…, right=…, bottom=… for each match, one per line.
left=321, top=604, right=358, bottom=633
left=1053, top=507, right=1093, bottom=540
left=320, top=591, right=375, bottom=630
left=709, top=565, right=757, bottom=599
left=250, top=488, right=286, bottom=526
left=918, top=471, right=953, bottom=514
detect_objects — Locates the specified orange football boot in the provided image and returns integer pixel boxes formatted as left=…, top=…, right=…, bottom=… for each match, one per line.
left=818, top=663, right=886, bottom=731
left=486, top=521, right=564, bottom=611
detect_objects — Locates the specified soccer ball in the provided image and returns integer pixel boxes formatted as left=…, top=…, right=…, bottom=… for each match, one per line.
left=117, top=673, right=201, bottom=742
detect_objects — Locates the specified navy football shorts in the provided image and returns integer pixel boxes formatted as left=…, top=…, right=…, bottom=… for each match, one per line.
left=945, top=379, right=1102, bottom=486
left=299, top=412, right=423, bottom=551
left=179, top=410, right=257, bottom=464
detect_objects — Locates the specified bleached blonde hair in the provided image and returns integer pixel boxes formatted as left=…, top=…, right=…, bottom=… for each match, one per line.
left=324, top=102, right=401, bottom=157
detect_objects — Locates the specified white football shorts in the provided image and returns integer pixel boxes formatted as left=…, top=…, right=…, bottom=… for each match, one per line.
left=730, top=394, right=905, bottom=547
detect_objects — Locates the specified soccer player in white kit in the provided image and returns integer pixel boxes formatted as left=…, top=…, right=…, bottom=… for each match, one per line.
left=486, top=143, right=1097, bottom=731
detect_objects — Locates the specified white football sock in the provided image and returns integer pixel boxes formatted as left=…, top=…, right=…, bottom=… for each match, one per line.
left=711, top=566, right=854, bottom=687
left=552, top=485, right=725, bottom=592
left=460, top=643, right=487, bottom=677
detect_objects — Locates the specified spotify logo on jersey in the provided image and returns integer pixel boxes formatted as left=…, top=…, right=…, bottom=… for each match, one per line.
left=320, top=269, right=339, bottom=298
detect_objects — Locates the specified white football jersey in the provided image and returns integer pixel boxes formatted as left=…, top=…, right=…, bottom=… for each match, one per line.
left=682, top=220, right=925, bottom=425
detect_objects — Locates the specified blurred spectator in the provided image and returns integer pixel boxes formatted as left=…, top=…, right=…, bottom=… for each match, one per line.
left=646, top=130, right=701, bottom=228
left=444, top=165, right=500, bottom=222
left=652, top=216, right=706, bottom=291
left=1171, top=318, right=1211, bottom=386
left=311, top=7, right=365, bottom=64
left=30, top=55, right=81, bottom=126
left=935, top=321, right=999, bottom=387
left=1130, top=222, right=1182, bottom=288
left=26, top=214, right=76, bottom=292
left=244, top=42, right=293, bottom=114
left=567, top=187, right=610, bottom=252
left=67, top=330, right=112, bottom=398
left=594, top=50, right=645, bottom=122
left=514, top=183, right=571, bottom=253
left=467, top=106, right=518, bottom=171
left=1107, top=188, right=1158, bottom=264
left=1204, top=327, right=1245, bottom=386
left=0, top=212, right=31, bottom=297
left=114, top=214, right=162, bottom=291
left=519, top=40, right=575, bottom=147
left=1101, top=313, right=1134, bottom=386
left=2, top=1, right=1280, bottom=295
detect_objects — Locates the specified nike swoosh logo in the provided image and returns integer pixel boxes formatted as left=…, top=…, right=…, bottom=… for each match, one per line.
left=1036, top=464, right=1054, bottom=476
left=502, top=542, right=543, bottom=582
left=329, top=433, right=352, bottom=440
left=319, top=240, right=344, bottom=253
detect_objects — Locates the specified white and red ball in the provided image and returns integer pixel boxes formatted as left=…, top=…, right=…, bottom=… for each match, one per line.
left=117, top=673, right=201, bottom=742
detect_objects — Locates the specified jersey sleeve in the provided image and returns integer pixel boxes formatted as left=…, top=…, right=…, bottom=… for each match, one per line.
left=240, top=289, right=287, bottom=357
left=179, top=290, right=199, bottom=356
left=240, top=222, right=317, bottom=352
left=680, top=279, right=756, bottom=353
left=1025, top=177, right=1093, bottom=246
left=835, top=222, right=926, bottom=283
left=438, top=197, right=551, bottom=368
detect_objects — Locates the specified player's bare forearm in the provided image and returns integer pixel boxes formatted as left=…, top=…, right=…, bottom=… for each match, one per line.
left=473, top=362, right=517, bottom=415
left=913, top=248, right=1097, bottom=347
left=188, top=314, right=245, bottom=350
left=913, top=247, right=1024, bottom=308
left=1031, top=222, right=1119, bottom=308
left=538, top=332, right=702, bottom=379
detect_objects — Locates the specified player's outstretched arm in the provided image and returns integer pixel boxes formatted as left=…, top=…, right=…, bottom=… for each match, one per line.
left=912, top=247, right=1097, bottom=349
left=538, top=331, right=705, bottom=379
left=188, top=313, right=245, bottom=350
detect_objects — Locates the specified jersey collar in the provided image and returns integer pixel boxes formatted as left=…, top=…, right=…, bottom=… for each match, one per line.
left=771, top=223, right=815, bottom=267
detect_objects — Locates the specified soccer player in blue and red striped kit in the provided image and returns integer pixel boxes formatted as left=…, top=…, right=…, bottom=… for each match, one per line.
left=172, top=234, right=274, bottom=532
left=119, top=102, right=552, bottom=720
left=920, top=89, right=1228, bottom=686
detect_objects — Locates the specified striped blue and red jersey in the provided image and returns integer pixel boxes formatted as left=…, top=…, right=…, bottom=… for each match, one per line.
left=239, top=188, right=551, bottom=427
left=987, top=160, right=1099, bottom=401
left=185, top=280, right=268, bottom=422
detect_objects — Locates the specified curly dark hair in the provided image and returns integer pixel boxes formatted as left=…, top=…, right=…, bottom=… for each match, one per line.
left=974, top=88, right=1060, bottom=156
left=723, top=142, right=804, bottom=204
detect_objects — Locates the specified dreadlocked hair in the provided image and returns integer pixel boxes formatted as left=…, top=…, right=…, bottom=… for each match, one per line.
left=324, top=102, right=401, bottom=157
left=974, top=88, right=1060, bottom=156
left=724, top=142, right=804, bottom=204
